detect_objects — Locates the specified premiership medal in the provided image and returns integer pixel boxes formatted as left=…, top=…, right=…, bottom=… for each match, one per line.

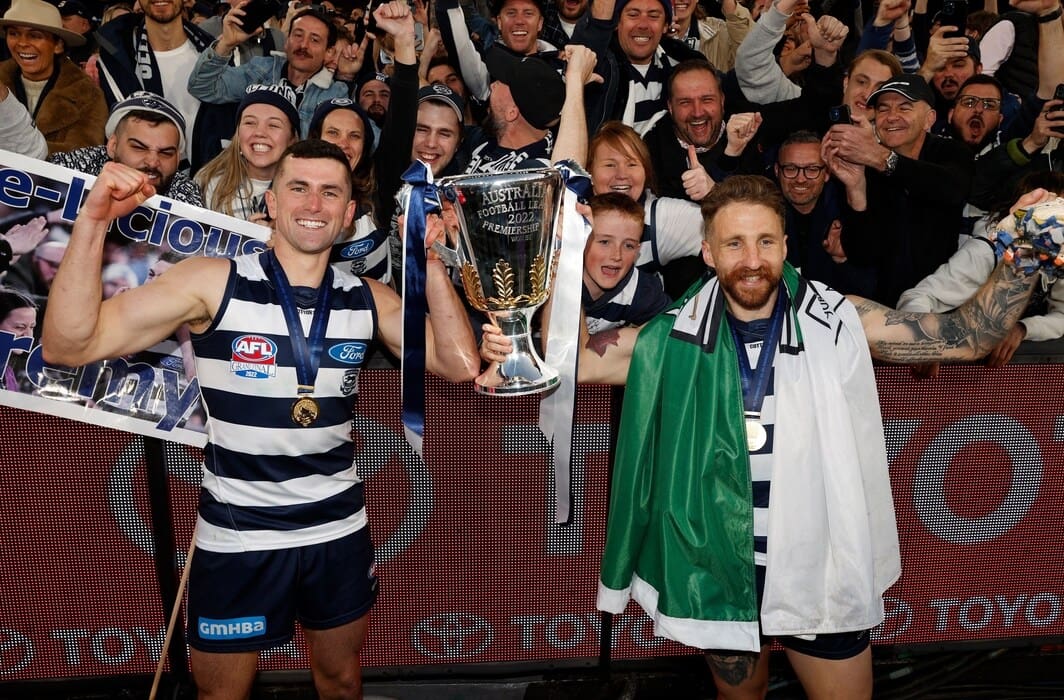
left=745, top=417, right=767, bottom=452
left=292, top=395, right=320, bottom=427
left=264, top=251, right=334, bottom=428
left=729, top=287, right=787, bottom=454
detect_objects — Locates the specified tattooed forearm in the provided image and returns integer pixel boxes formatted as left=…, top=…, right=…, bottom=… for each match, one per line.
left=852, top=264, right=1037, bottom=363
left=705, top=651, right=760, bottom=686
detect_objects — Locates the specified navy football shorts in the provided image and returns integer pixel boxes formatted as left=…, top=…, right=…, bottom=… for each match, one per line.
left=186, top=528, right=377, bottom=653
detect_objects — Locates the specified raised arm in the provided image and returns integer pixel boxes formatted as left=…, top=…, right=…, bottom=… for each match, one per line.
left=41, top=163, right=223, bottom=367
left=850, top=190, right=1055, bottom=363
left=373, top=217, right=480, bottom=382
left=851, top=262, right=1035, bottom=363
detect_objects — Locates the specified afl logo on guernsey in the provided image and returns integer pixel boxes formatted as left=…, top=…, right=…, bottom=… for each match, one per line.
left=328, top=342, right=367, bottom=365
left=231, top=335, right=278, bottom=379
left=341, top=240, right=375, bottom=259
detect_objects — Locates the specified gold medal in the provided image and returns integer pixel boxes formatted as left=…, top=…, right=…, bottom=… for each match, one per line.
left=745, top=418, right=767, bottom=452
left=291, top=396, right=320, bottom=427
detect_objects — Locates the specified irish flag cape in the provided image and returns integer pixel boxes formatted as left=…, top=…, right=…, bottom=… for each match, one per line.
left=597, top=265, right=901, bottom=652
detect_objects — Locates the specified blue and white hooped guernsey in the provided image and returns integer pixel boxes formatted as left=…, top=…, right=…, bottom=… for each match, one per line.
left=191, top=252, right=377, bottom=553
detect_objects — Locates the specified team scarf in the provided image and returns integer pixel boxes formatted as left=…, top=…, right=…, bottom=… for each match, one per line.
left=597, top=264, right=900, bottom=652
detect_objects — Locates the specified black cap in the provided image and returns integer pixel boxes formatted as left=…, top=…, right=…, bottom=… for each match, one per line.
left=867, top=74, right=935, bottom=107
left=57, top=0, right=98, bottom=26
left=418, top=84, right=465, bottom=127
left=484, top=47, right=565, bottom=131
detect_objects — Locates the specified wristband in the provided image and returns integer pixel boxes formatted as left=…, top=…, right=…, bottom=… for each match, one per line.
left=1037, top=5, right=1062, bottom=22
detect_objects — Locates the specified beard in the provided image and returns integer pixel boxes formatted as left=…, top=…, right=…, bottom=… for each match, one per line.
left=719, top=265, right=781, bottom=315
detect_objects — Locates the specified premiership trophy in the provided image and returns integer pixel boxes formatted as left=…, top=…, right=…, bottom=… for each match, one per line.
left=437, top=168, right=565, bottom=395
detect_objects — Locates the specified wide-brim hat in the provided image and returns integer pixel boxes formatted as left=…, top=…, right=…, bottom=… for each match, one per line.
left=0, top=0, right=86, bottom=47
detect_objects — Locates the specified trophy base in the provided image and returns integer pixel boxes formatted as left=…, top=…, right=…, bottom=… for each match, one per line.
left=475, top=359, right=559, bottom=396
left=475, top=318, right=558, bottom=396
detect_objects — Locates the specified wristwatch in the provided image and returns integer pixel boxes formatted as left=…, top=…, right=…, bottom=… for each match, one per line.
left=883, top=149, right=899, bottom=176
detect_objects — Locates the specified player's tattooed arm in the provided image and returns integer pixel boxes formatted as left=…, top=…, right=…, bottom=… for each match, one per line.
left=850, top=263, right=1037, bottom=363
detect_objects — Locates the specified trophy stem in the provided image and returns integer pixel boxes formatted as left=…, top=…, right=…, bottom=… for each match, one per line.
left=475, top=311, right=559, bottom=396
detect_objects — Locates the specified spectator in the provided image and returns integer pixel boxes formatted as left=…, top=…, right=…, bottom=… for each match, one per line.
left=0, top=82, right=48, bottom=159
left=56, top=0, right=99, bottom=68
left=462, top=44, right=595, bottom=173
left=643, top=60, right=763, bottom=202
left=95, top=0, right=233, bottom=173
left=437, top=0, right=564, bottom=112
left=666, top=0, right=752, bottom=72
left=547, top=0, right=591, bottom=41
left=775, top=130, right=876, bottom=296
left=49, top=91, right=203, bottom=205
left=7, top=240, right=66, bottom=300
left=198, top=0, right=287, bottom=65
left=187, top=6, right=347, bottom=138
left=195, top=84, right=301, bottom=221
left=588, top=121, right=704, bottom=298
left=0, top=0, right=107, bottom=155
left=823, top=73, right=973, bottom=306
left=574, top=0, right=704, bottom=135
left=582, top=192, right=670, bottom=338
left=308, top=98, right=393, bottom=284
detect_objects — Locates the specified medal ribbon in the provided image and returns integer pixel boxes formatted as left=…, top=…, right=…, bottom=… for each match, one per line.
left=398, top=160, right=439, bottom=456
left=264, top=250, right=334, bottom=413
left=728, top=284, right=786, bottom=423
left=538, top=161, right=593, bottom=524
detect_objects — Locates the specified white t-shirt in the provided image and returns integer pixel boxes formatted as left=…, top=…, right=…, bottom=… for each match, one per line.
left=155, top=40, right=201, bottom=156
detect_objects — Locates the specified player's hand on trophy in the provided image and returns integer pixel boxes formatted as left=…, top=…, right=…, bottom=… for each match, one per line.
left=480, top=323, right=513, bottom=364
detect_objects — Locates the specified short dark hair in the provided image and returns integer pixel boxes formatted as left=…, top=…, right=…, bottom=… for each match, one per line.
left=117, top=109, right=173, bottom=130
left=700, top=176, right=786, bottom=240
left=275, top=139, right=354, bottom=197
left=957, top=73, right=1004, bottom=99
left=589, top=192, right=644, bottom=229
left=778, top=129, right=822, bottom=154
left=291, top=7, right=338, bottom=46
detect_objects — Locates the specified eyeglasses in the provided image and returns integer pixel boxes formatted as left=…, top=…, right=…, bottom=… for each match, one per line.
left=778, top=164, right=825, bottom=179
left=956, top=95, right=1002, bottom=111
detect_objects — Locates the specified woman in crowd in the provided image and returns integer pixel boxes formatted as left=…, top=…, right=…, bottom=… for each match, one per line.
left=308, top=97, right=393, bottom=285
left=0, top=0, right=107, bottom=155
left=195, top=84, right=301, bottom=223
left=588, top=121, right=707, bottom=299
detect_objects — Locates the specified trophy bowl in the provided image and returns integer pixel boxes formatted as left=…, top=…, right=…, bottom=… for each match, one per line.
left=437, top=168, right=564, bottom=395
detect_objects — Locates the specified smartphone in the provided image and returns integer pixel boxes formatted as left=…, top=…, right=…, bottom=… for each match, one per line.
left=239, top=0, right=284, bottom=33
left=828, top=104, right=853, bottom=125
left=1049, top=83, right=1064, bottom=122
left=939, top=0, right=967, bottom=40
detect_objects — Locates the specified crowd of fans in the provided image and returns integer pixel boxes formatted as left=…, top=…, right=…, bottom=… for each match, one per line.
left=0, top=0, right=1062, bottom=373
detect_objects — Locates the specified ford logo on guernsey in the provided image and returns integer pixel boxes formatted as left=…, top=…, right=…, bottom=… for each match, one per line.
left=230, top=335, right=278, bottom=379
left=341, top=240, right=375, bottom=258
left=329, top=342, right=368, bottom=365
left=198, top=616, right=267, bottom=640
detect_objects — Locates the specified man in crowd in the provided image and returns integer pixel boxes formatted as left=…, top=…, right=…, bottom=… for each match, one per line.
left=95, top=0, right=229, bottom=171
left=643, top=60, right=762, bottom=202
left=188, top=5, right=348, bottom=137
left=463, top=44, right=596, bottom=174
left=823, top=73, right=972, bottom=306
left=41, top=138, right=479, bottom=699
left=774, top=130, right=875, bottom=297
left=575, top=0, right=704, bottom=134
left=48, top=92, right=203, bottom=206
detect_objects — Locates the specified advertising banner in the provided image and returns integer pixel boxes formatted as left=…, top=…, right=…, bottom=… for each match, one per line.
left=1, top=365, right=1063, bottom=681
